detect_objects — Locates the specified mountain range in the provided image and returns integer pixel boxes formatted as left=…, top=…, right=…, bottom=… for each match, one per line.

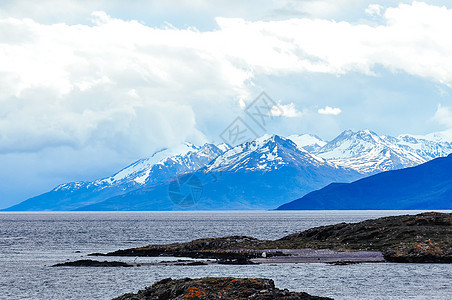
left=297, top=129, right=452, bottom=174
left=277, top=153, right=452, bottom=210
left=3, top=129, right=452, bottom=211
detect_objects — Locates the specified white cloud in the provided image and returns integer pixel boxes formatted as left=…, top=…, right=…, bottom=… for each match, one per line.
left=219, top=2, right=452, bottom=84
left=1, top=2, right=452, bottom=157
left=433, top=104, right=452, bottom=127
left=365, top=4, right=383, bottom=16
left=1, top=2, right=452, bottom=155
left=271, top=102, right=303, bottom=117
left=318, top=106, right=342, bottom=115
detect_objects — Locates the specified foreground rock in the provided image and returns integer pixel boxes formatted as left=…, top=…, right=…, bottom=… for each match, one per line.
left=93, top=212, right=452, bottom=263
left=113, top=277, right=332, bottom=300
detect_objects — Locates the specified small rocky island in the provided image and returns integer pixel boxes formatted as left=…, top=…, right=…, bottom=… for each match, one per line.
left=53, top=259, right=132, bottom=267
left=113, top=277, right=332, bottom=300
left=91, top=212, right=452, bottom=263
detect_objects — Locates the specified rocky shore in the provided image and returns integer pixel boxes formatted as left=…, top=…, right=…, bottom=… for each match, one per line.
left=113, top=277, right=333, bottom=300
left=91, top=212, right=452, bottom=263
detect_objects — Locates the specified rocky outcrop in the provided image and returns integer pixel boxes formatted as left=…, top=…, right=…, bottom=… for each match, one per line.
left=93, top=212, right=452, bottom=263
left=276, top=212, right=452, bottom=263
left=382, top=241, right=452, bottom=263
left=113, top=277, right=333, bottom=300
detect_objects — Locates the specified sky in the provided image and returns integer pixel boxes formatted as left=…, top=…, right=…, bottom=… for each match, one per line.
left=1, top=0, right=452, bottom=208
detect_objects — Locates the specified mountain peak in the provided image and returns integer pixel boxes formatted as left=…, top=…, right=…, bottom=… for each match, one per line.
left=108, top=142, right=202, bottom=183
left=338, top=129, right=354, bottom=137
left=315, top=129, right=428, bottom=173
left=234, top=134, right=298, bottom=153
left=399, top=129, right=452, bottom=143
left=287, top=134, right=326, bottom=152
left=339, top=129, right=380, bottom=139
left=320, top=129, right=384, bottom=156
left=254, top=133, right=286, bottom=144
left=207, top=134, right=324, bottom=173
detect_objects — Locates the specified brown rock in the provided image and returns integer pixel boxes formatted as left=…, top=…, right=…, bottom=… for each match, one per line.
left=113, top=277, right=333, bottom=300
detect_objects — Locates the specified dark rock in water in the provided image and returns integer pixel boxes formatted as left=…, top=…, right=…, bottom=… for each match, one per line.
left=326, top=261, right=361, bottom=266
left=53, top=259, right=132, bottom=267
left=113, top=277, right=333, bottom=300
left=174, top=261, right=208, bottom=266
left=217, top=257, right=257, bottom=265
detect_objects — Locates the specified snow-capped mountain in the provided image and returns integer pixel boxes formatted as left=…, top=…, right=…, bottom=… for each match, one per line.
left=105, top=143, right=223, bottom=186
left=314, top=129, right=452, bottom=174
left=207, top=134, right=328, bottom=173
left=4, top=134, right=361, bottom=211
left=393, top=134, right=452, bottom=160
left=74, top=135, right=362, bottom=211
left=401, top=129, right=452, bottom=143
left=287, top=134, right=327, bottom=152
left=55, top=143, right=221, bottom=192
left=3, top=129, right=451, bottom=211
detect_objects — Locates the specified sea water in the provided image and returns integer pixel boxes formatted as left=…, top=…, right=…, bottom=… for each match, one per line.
left=0, top=211, right=451, bottom=300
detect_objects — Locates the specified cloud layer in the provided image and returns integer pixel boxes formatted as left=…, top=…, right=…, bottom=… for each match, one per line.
left=1, top=2, right=452, bottom=155
left=1, top=1, right=452, bottom=207
left=433, top=104, right=452, bottom=127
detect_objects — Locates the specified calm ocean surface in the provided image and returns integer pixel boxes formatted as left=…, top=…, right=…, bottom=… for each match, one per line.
left=0, top=211, right=451, bottom=300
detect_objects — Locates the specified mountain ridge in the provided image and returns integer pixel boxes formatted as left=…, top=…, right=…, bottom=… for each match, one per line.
left=3, top=129, right=452, bottom=211
left=73, top=135, right=361, bottom=211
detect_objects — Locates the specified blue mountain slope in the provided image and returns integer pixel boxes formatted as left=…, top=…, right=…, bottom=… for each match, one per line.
left=277, top=154, right=452, bottom=210
left=1, top=182, right=126, bottom=211
left=76, top=165, right=359, bottom=211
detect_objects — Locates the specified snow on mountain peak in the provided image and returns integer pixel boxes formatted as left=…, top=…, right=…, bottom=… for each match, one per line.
left=53, top=129, right=452, bottom=194
left=399, top=129, right=452, bottom=143
left=207, top=134, right=327, bottom=173
left=255, top=133, right=273, bottom=144
left=317, top=129, right=384, bottom=160
left=110, top=143, right=200, bottom=183
left=287, top=134, right=327, bottom=152
left=216, top=143, right=231, bottom=152
left=314, top=129, right=451, bottom=173
left=53, top=142, right=222, bottom=193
